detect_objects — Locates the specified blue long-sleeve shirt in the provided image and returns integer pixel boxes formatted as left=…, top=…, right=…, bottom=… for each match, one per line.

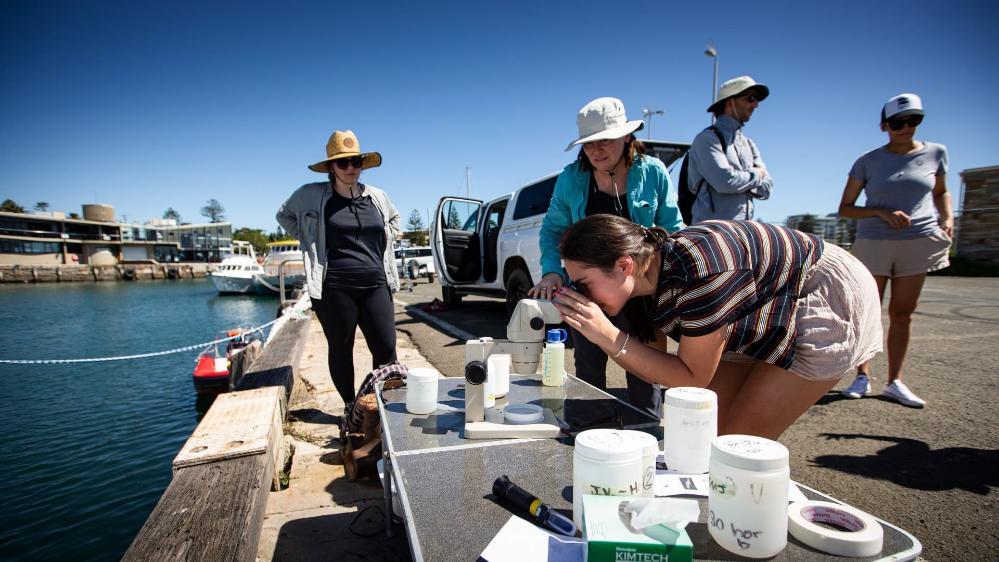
left=687, top=115, right=772, bottom=222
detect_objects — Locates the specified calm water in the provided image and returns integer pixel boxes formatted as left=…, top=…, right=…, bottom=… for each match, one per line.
left=0, top=279, right=280, bottom=561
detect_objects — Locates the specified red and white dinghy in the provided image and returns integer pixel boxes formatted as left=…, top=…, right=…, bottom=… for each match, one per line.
left=191, top=329, right=257, bottom=393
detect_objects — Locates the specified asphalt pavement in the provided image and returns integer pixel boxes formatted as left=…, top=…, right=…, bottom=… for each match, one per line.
left=392, top=275, right=999, bottom=561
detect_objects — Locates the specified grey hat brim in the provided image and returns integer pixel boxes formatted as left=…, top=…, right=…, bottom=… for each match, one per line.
left=707, top=84, right=770, bottom=113
left=565, top=120, right=644, bottom=151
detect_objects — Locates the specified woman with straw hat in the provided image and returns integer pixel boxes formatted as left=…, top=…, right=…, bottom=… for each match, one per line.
left=277, top=130, right=401, bottom=404
left=527, top=97, right=684, bottom=417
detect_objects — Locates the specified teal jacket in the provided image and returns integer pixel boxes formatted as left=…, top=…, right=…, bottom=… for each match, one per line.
left=540, top=154, right=684, bottom=278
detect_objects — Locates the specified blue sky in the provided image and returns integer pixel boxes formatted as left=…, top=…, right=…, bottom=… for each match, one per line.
left=2, top=0, right=997, bottom=231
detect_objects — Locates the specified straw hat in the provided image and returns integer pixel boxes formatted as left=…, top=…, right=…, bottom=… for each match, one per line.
left=707, top=76, right=770, bottom=112
left=308, top=130, right=382, bottom=173
left=565, top=97, right=644, bottom=151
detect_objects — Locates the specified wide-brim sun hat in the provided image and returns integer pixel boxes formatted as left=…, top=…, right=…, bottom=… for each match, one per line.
left=308, top=130, right=382, bottom=173
left=565, top=97, right=644, bottom=151
left=881, top=93, right=924, bottom=123
left=707, top=75, right=770, bottom=112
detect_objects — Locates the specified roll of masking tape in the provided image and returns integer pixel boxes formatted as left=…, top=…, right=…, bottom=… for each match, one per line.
left=787, top=501, right=884, bottom=557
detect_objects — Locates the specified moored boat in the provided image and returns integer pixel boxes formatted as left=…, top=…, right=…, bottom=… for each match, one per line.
left=210, top=241, right=263, bottom=295
left=253, top=240, right=305, bottom=295
left=191, top=328, right=259, bottom=393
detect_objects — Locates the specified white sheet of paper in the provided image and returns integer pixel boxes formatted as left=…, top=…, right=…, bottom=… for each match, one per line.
left=479, top=515, right=585, bottom=562
left=654, top=454, right=808, bottom=502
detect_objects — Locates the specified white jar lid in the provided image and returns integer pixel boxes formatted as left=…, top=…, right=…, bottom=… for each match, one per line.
left=504, top=404, right=544, bottom=424
left=407, top=368, right=438, bottom=381
left=575, top=429, right=644, bottom=462
left=664, top=387, right=717, bottom=409
left=711, top=434, right=789, bottom=472
left=619, top=430, right=659, bottom=457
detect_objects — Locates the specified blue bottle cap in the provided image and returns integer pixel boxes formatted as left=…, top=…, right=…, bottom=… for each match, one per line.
left=546, top=329, right=566, bottom=343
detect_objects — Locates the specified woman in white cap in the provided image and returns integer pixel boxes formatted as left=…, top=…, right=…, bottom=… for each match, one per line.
left=277, top=130, right=402, bottom=404
left=527, top=97, right=684, bottom=416
left=837, top=94, right=953, bottom=408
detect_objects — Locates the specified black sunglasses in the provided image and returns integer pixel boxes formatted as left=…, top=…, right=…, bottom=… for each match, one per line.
left=888, top=115, right=923, bottom=130
left=334, top=156, right=364, bottom=170
left=740, top=91, right=759, bottom=103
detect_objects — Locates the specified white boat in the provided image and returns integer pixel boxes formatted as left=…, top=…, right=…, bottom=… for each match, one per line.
left=210, top=241, right=263, bottom=295
left=253, top=240, right=305, bottom=295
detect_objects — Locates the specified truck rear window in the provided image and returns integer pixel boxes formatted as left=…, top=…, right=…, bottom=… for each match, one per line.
left=512, top=176, right=557, bottom=220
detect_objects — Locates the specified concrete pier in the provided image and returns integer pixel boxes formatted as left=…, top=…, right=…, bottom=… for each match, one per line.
left=0, top=263, right=212, bottom=283
left=256, top=305, right=433, bottom=561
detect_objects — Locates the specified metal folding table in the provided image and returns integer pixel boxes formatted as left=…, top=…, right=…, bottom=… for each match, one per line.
left=375, top=375, right=921, bottom=562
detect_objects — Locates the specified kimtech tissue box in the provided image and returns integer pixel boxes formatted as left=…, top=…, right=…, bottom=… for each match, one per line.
left=582, top=495, right=694, bottom=562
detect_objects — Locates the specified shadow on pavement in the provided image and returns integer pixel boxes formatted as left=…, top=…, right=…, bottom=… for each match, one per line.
left=811, top=433, right=999, bottom=495
left=271, top=507, right=411, bottom=562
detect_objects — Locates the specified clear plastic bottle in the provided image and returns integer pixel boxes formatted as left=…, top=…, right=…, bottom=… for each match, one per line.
left=541, top=329, right=567, bottom=386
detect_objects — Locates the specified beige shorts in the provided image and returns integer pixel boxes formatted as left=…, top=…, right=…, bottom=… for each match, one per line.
left=850, top=230, right=952, bottom=278
left=721, top=244, right=883, bottom=382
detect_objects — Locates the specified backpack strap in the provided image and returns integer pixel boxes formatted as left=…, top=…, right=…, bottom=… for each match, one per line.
left=692, top=126, right=728, bottom=212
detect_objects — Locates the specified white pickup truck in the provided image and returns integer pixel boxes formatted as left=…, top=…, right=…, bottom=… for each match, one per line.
left=395, top=246, right=436, bottom=282
left=431, top=140, right=689, bottom=313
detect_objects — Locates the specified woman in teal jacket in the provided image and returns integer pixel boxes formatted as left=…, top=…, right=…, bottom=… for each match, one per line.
left=529, top=97, right=683, bottom=416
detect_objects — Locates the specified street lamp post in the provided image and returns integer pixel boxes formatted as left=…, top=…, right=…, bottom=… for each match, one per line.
left=641, top=108, right=664, bottom=139
left=705, top=44, right=718, bottom=123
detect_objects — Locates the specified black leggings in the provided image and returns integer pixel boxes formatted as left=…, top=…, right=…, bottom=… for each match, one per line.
left=313, top=286, right=397, bottom=403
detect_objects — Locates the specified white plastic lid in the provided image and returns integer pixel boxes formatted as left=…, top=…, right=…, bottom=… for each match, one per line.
left=407, top=368, right=438, bottom=381
left=574, top=429, right=644, bottom=463
left=664, top=387, right=717, bottom=410
left=710, top=434, right=789, bottom=472
left=619, top=430, right=659, bottom=457
left=504, top=404, right=544, bottom=424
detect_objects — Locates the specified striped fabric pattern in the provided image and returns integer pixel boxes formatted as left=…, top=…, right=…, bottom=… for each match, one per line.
left=652, top=220, right=824, bottom=369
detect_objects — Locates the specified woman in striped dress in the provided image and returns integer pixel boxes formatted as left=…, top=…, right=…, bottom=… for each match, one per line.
left=552, top=214, right=882, bottom=438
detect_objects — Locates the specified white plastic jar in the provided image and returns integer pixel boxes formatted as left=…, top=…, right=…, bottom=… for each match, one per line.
left=663, top=387, right=718, bottom=474
left=708, top=434, right=790, bottom=558
left=405, top=368, right=439, bottom=415
left=572, top=429, right=644, bottom=530
left=620, top=430, right=659, bottom=497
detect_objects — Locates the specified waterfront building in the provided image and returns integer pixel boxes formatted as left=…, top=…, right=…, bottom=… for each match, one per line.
left=785, top=213, right=857, bottom=249
left=0, top=205, right=232, bottom=265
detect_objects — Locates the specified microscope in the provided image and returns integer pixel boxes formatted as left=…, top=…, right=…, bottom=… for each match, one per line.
left=462, top=298, right=565, bottom=439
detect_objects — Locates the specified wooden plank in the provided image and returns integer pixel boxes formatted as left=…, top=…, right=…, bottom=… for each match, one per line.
left=235, top=315, right=310, bottom=418
left=122, top=453, right=272, bottom=562
left=174, top=387, right=282, bottom=469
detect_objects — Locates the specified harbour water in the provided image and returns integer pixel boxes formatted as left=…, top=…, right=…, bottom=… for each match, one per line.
left=0, top=279, right=280, bottom=561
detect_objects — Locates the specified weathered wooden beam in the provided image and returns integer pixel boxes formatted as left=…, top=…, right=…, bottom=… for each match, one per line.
left=234, top=315, right=310, bottom=418
left=122, top=453, right=272, bottom=562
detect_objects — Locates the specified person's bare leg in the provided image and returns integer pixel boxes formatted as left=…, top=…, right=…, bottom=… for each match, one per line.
left=885, top=273, right=927, bottom=383
left=706, top=360, right=754, bottom=428
left=856, top=275, right=889, bottom=376
left=722, top=362, right=840, bottom=440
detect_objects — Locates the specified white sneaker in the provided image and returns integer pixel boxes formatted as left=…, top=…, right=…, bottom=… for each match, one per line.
left=841, top=373, right=871, bottom=399
left=882, top=380, right=926, bottom=408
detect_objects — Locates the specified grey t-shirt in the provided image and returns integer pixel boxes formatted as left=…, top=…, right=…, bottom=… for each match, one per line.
left=849, top=142, right=948, bottom=240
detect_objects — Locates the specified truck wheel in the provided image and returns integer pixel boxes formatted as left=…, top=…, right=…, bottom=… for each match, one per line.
left=504, top=268, right=532, bottom=315
left=442, top=285, right=462, bottom=308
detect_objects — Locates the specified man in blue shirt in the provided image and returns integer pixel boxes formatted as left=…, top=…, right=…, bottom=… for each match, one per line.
left=687, top=76, right=773, bottom=223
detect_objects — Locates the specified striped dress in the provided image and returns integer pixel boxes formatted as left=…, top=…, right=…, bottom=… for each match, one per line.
left=652, top=220, right=824, bottom=369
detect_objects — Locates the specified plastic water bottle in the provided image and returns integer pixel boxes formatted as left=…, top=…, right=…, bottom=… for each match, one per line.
left=542, top=328, right=567, bottom=387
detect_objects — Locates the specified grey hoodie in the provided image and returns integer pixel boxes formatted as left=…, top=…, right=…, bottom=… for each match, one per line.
left=276, top=181, right=401, bottom=299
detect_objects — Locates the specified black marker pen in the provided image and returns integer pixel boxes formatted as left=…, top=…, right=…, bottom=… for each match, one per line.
left=492, top=475, right=577, bottom=537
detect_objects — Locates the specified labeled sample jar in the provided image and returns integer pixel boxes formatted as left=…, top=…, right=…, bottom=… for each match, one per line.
left=405, top=368, right=439, bottom=415
left=663, top=387, right=718, bottom=474
left=572, top=429, right=644, bottom=530
left=708, top=434, right=790, bottom=558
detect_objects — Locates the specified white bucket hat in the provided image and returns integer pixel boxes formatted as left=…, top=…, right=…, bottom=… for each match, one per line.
left=565, top=97, right=644, bottom=151
left=707, top=75, right=769, bottom=112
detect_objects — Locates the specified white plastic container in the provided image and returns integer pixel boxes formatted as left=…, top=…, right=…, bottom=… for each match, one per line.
left=621, top=430, right=659, bottom=497
left=663, top=387, right=718, bottom=474
left=405, top=368, right=439, bottom=415
left=572, top=429, right=644, bottom=530
left=542, top=329, right=567, bottom=387
left=487, top=353, right=510, bottom=398
left=708, top=434, right=790, bottom=558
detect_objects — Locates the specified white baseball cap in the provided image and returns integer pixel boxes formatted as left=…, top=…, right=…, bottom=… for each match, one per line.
left=881, top=93, right=924, bottom=122
left=565, top=97, right=644, bottom=151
